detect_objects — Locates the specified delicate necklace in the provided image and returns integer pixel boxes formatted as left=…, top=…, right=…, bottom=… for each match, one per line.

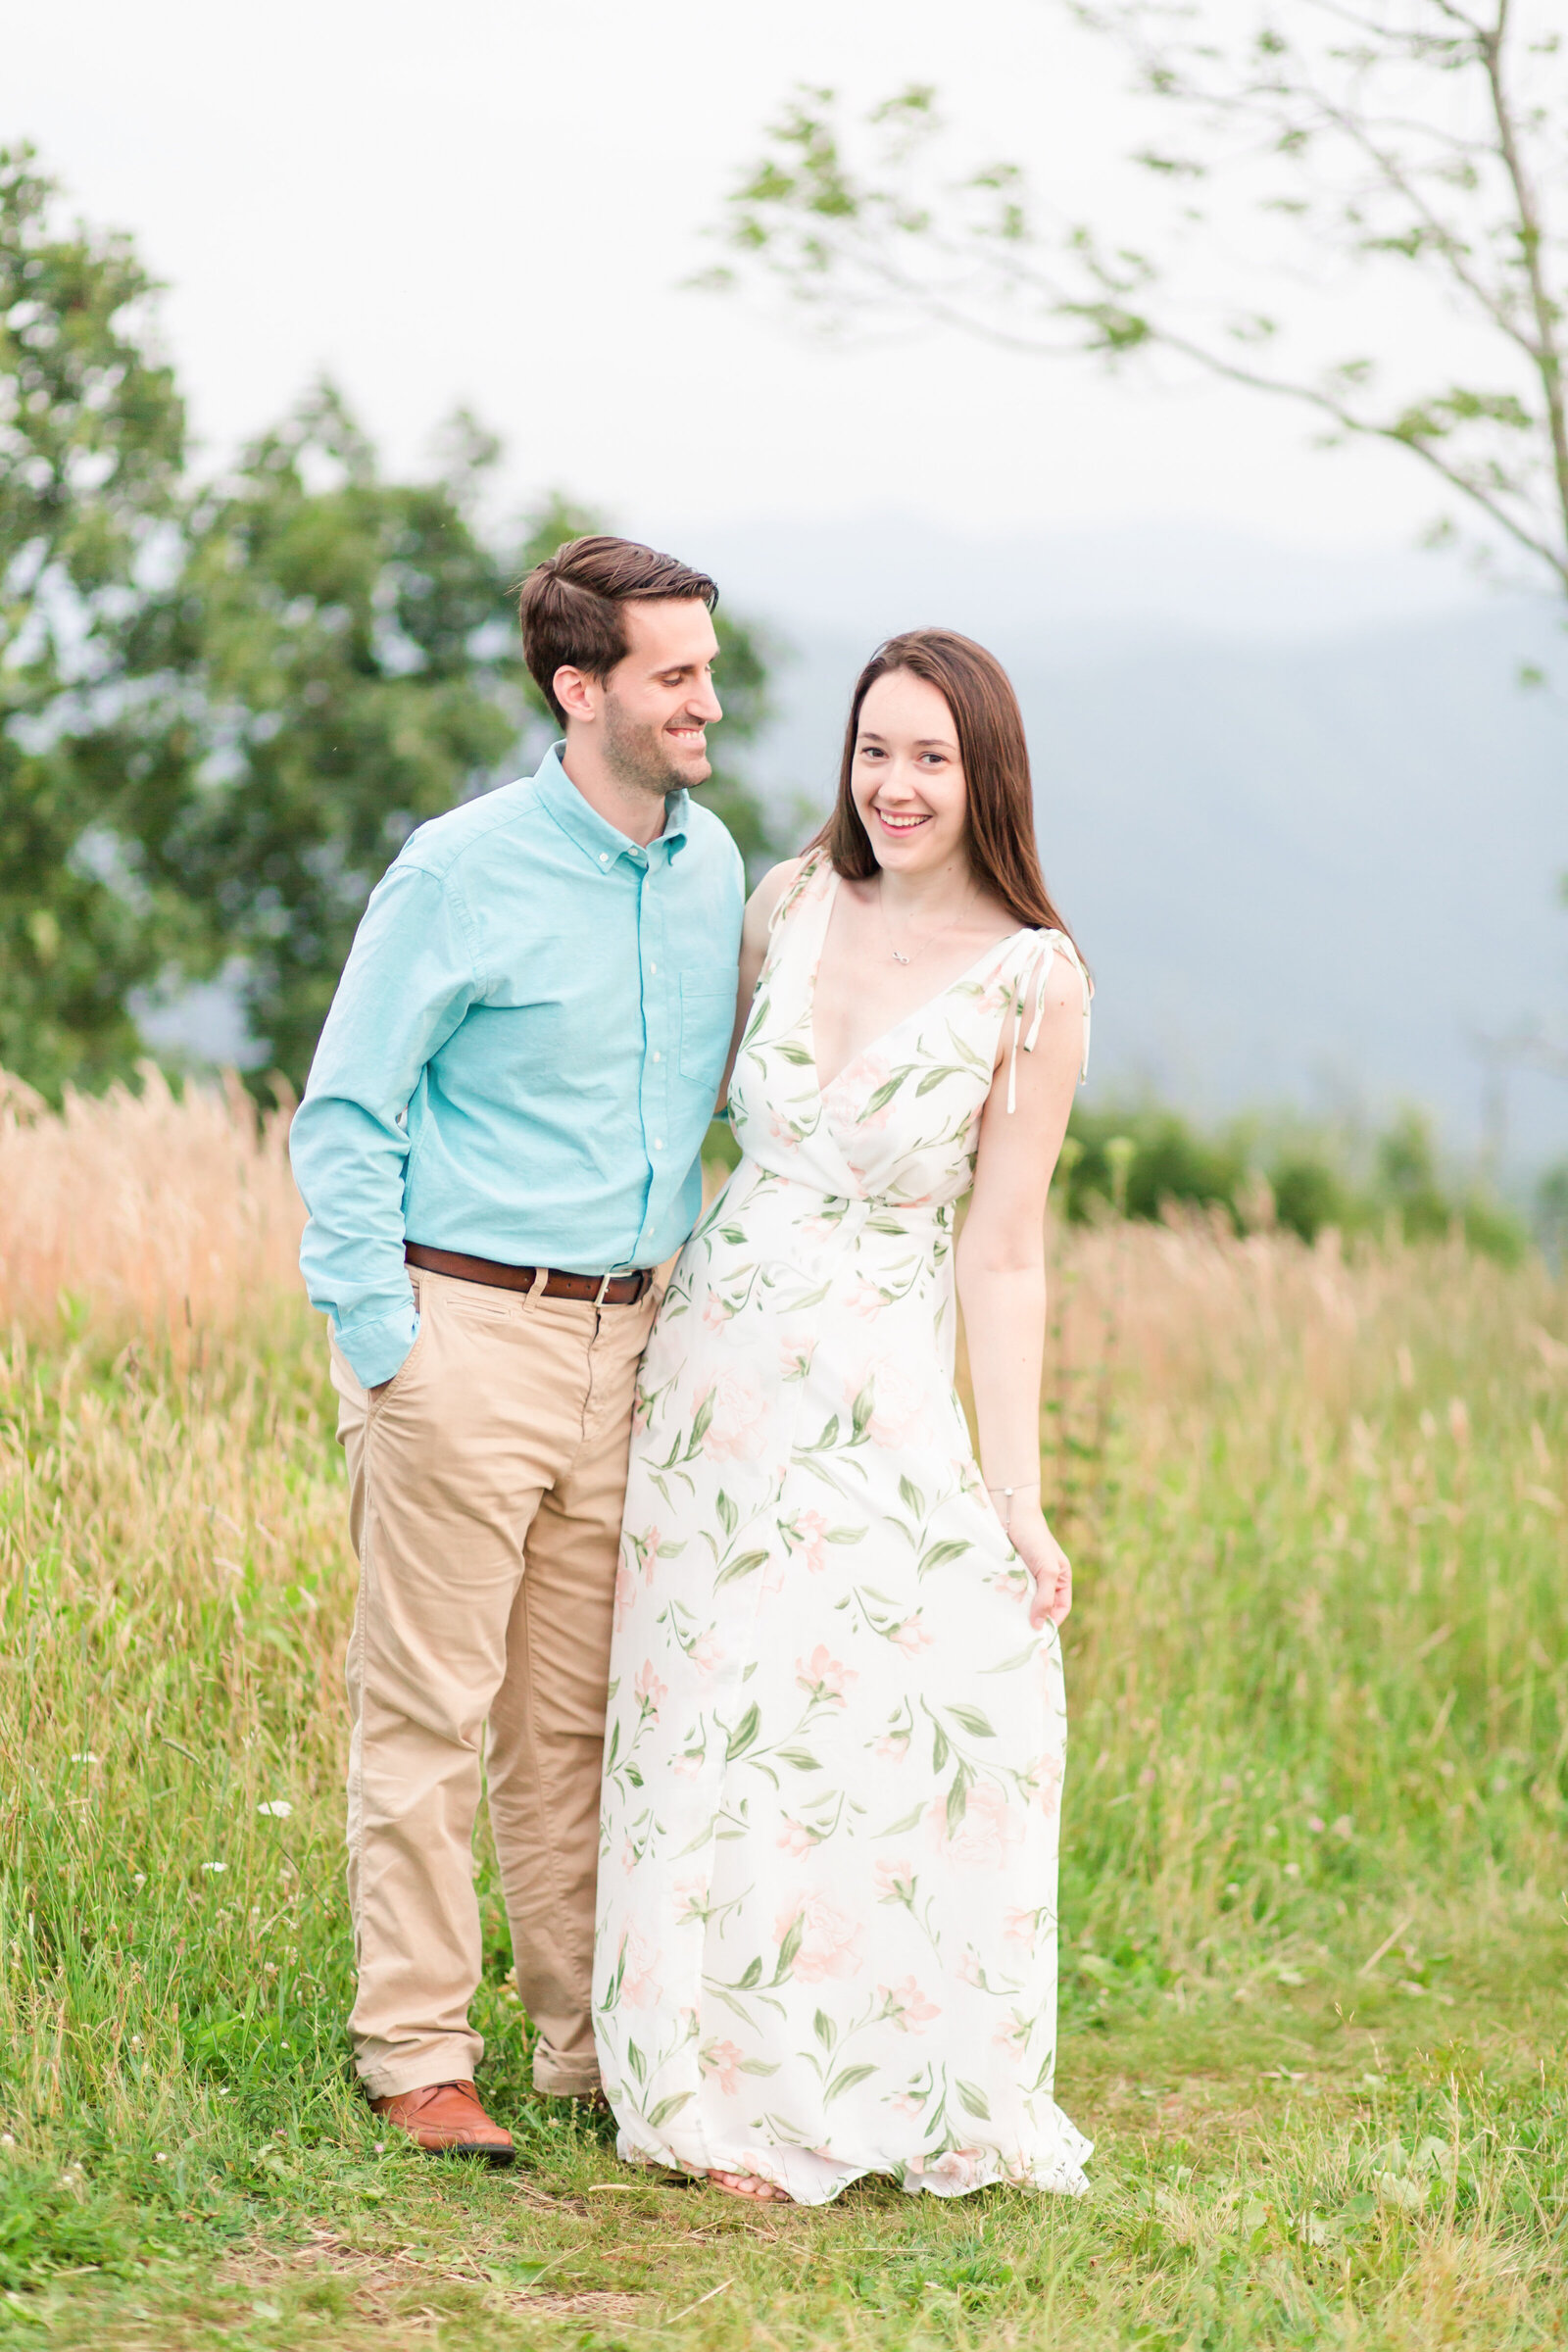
left=878, top=880, right=969, bottom=966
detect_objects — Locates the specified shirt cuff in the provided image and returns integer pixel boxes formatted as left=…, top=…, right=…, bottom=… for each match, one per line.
left=333, top=1302, right=420, bottom=1391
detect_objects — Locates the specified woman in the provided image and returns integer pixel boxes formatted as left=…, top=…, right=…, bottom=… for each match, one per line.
left=594, top=630, right=1093, bottom=2206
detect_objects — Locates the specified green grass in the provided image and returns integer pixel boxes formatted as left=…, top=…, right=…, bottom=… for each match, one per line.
left=2, top=1217, right=1566, bottom=2349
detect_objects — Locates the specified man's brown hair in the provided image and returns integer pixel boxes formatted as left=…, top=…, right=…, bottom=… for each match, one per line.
left=516, top=535, right=719, bottom=726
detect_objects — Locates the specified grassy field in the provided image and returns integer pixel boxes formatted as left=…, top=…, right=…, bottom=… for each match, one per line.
left=1, top=1076, right=1565, bottom=2350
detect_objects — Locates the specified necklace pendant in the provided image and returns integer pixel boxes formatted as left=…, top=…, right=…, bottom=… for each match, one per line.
left=891, top=949, right=911, bottom=964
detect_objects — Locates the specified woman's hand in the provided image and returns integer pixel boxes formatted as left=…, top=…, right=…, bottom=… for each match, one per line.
left=1004, top=1500, right=1072, bottom=1630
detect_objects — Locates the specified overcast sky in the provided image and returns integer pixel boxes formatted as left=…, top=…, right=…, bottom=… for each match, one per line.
left=11, top=0, right=1487, bottom=557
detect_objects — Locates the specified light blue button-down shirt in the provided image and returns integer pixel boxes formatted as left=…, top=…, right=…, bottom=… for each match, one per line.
left=289, top=746, right=745, bottom=1389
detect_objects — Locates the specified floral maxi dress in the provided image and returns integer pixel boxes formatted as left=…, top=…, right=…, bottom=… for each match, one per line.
left=594, top=856, right=1094, bottom=2204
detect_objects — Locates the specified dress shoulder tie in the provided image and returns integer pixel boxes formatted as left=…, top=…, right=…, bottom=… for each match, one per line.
left=1005, top=931, right=1093, bottom=1113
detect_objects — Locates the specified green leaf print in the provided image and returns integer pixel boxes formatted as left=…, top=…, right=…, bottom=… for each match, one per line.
left=947, top=1705, right=997, bottom=1739
left=931, top=1721, right=950, bottom=1773
left=876, top=1807, right=926, bottom=1838
left=898, top=1476, right=926, bottom=1516
left=981, top=1642, right=1042, bottom=1675
left=957, top=2081, right=993, bottom=2121
left=773, top=1041, right=814, bottom=1065
left=946, top=1768, right=972, bottom=1838
left=813, top=2009, right=836, bottom=2050
left=775, top=1746, right=822, bottom=1772
left=713, top=1547, right=771, bottom=1589
left=725, top=1704, right=761, bottom=1762
left=689, top=1393, right=715, bottom=1449
left=825, top=2063, right=878, bottom=2104
left=646, top=2091, right=694, bottom=2130
left=627, top=2041, right=646, bottom=2083
left=917, top=1539, right=971, bottom=1576
left=826, top=1526, right=866, bottom=1544
left=738, top=1957, right=763, bottom=1989
left=716, top=1490, right=738, bottom=1537
left=774, top=1915, right=806, bottom=1982
left=850, top=1385, right=876, bottom=1440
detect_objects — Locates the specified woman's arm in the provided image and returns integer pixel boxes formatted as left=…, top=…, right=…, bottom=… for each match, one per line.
left=715, top=858, right=803, bottom=1109
left=956, top=952, right=1086, bottom=1628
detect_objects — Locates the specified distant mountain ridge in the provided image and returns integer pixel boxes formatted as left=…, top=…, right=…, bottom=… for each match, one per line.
left=662, top=518, right=1566, bottom=1172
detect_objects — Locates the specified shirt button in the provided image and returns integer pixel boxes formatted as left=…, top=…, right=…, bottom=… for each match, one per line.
left=653, top=1051, right=662, bottom=1062
left=599, top=852, right=610, bottom=864
left=654, top=1138, right=664, bottom=1151
left=649, top=961, right=658, bottom=974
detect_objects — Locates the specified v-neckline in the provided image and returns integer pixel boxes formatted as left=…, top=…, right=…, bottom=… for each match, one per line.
left=806, top=868, right=1027, bottom=1097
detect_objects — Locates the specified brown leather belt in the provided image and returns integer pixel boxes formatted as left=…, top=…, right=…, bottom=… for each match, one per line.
left=405, top=1242, right=653, bottom=1304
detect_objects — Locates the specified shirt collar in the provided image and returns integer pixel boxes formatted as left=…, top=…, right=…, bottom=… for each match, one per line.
left=534, top=742, right=691, bottom=869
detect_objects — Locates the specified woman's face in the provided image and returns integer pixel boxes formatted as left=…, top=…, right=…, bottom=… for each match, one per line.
left=851, top=668, right=968, bottom=877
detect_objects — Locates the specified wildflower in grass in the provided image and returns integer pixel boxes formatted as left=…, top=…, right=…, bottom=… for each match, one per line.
left=201, top=1862, right=226, bottom=1875
left=257, top=1799, right=292, bottom=1818
left=70, top=1752, right=102, bottom=1764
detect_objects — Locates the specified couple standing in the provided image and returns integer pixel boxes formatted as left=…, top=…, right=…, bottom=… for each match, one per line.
left=290, top=534, right=1093, bottom=2206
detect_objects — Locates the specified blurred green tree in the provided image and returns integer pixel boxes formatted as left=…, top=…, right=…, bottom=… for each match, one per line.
left=1, top=156, right=780, bottom=1099
left=137, top=384, right=530, bottom=1092
left=0, top=145, right=195, bottom=1096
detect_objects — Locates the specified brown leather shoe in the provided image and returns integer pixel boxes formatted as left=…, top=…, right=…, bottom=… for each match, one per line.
left=369, top=2079, right=514, bottom=2164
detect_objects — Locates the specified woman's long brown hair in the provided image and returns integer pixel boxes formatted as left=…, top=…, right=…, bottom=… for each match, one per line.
left=809, top=629, right=1085, bottom=962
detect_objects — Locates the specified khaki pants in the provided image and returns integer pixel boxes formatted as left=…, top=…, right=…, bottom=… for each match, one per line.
left=330, top=1266, right=657, bottom=2099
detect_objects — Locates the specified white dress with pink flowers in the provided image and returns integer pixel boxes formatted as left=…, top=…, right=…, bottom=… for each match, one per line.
left=593, top=854, right=1092, bottom=2204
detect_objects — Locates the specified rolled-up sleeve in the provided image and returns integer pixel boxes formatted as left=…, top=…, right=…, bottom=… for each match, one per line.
left=289, top=862, right=478, bottom=1388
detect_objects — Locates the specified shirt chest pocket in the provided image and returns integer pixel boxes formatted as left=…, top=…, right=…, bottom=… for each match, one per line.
left=678, top=969, right=735, bottom=1092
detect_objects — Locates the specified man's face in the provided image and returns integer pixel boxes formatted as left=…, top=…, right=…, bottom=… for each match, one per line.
left=599, top=599, right=723, bottom=799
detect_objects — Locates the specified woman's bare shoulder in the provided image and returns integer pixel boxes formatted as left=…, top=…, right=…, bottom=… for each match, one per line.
left=742, top=857, right=809, bottom=950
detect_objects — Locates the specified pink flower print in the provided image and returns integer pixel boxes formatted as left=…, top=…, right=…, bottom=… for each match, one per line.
left=890, top=1613, right=934, bottom=1657
left=702, top=1291, right=730, bottom=1333
left=631, top=1385, right=651, bottom=1436
left=875, top=1727, right=911, bottom=1763
left=773, top=1889, right=864, bottom=1982
left=1024, top=1752, right=1064, bottom=1819
left=874, top=1858, right=915, bottom=1905
left=845, top=1276, right=886, bottom=1322
left=853, top=1054, right=897, bottom=1130
left=1003, top=1906, right=1039, bottom=1948
left=779, top=1332, right=814, bottom=1382
left=782, top=1508, right=828, bottom=1573
left=917, top=2148, right=990, bottom=2191
left=796, top=1643, right=858, bottom=1706
left=767, top=1109, right=804, bottom=1153
left=673, top=1877, right=709, bottom=1927
left=777, top=1817, right=815, bottom=1859
left=700, top=2037, right=746, bottom=2096
left=891, top=2091, right=925, bottom=2117
left=849, top=1356, right=934, bottom=1450
left=879, top=1976, right=941, bottom=2034
left=612, top=1560, right=637, bottom=1631
left=671, top=1747, right=705, bottom=1779
left=620, top=1838, right=638, bottom=1876
left=696, top=1367, right=767, bottom=1462
left=992, top=2011, right=1031, bottom=2053
left=626, top=1523, right=662, bottom=1584
left=977, top=976, right=1011, bottom=1016
left=956, top=1950, right=984, bottom=1986
left=689, top=1630, right=725, bottom=1676
left=618, top=1930, right=662, bottom=2011
left=633, top=1661, right=667, bottom=1723
left=925, top=1779, right=1023, bottom=1869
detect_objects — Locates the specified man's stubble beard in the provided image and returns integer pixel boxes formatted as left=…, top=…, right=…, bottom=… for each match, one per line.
left=602, top=693, right=710, bottom=800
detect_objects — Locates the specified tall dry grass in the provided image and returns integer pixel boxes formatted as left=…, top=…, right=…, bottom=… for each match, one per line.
left=0, top=1064, right=302, bottom=1351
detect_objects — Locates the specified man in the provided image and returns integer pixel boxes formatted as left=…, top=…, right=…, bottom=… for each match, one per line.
left=290, top=537, right=745, bottom=2160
